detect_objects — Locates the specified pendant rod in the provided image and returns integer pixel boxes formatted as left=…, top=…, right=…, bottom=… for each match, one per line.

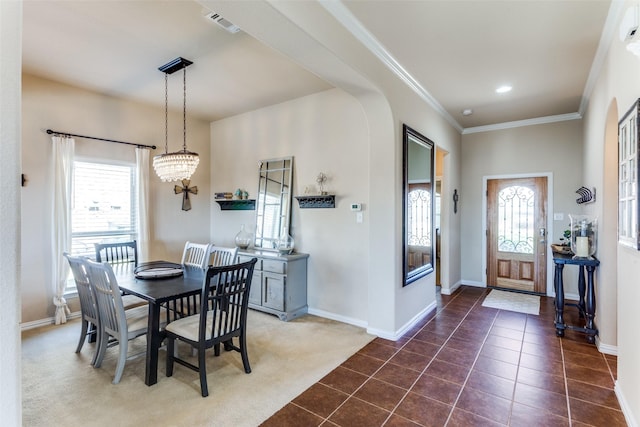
left=46, top=129, right=156, bottom=150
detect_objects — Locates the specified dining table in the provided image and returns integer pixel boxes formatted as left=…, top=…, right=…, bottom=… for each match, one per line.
left=116, top=263, right=205, bottom=386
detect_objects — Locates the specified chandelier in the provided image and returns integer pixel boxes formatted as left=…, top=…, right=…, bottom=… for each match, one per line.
left=153, top=57, right=200, bottom=182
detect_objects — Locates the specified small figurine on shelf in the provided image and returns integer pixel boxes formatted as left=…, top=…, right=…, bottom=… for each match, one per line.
left=242, top=190, right=249, bottom=200
left=234, top=188, right=243, bottom=200
left=316, top=172, right=328, bottom=195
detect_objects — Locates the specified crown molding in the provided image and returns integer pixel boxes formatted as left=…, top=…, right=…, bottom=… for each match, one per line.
left=319, top=0, right=463, bottom=133
left=462, top=112, right=582, bottom=135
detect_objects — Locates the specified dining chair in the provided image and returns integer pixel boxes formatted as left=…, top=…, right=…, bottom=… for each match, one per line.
left=95, top=240, right=138, bottom=267
left=63, top=252, right=101, bottom=365
left=207, top=246, right=238, bottom=267
left=180, top=241, right=211, bottom=269
left=95, top=240, right=147, bottom=309
left=165, top=258, right=258, bottom=397
left=84, top=259, right=158, bottom=384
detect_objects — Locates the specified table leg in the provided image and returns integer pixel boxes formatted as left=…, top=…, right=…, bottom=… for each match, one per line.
left=554, top=263, right=565, bottom=337
left=585, top=265, right=597, bottom=344
left=145, top=302, right=161, bottom=386
left=577, top=265, right=586, bottom=318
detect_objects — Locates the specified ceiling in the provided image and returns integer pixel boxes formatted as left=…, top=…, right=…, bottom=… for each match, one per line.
left=22, top=0, right=614, bottom=131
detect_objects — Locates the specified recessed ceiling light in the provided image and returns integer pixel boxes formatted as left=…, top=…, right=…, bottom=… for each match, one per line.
left=462, top=109, right=473, bottom=116
left=496, top=85, right=512, bottom=94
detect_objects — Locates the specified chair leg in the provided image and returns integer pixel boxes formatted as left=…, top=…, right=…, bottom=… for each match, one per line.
left=198, top=346, right=209, bottom=397
left=239, top=333, right=251, bottom=374
left=112, top=337, right=127, bottom=384
left=93, top=327, right=108, bottom=368
left=166, top=337, right=175, bottom=377
left=75, top=319, right=88, bottom=353
left=90, top=324, right=102, bottom=366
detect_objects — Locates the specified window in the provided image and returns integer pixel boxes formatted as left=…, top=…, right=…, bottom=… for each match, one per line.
left=619, top=100, right=639, bottom=249
left=66, top=161, right=137, bottom=292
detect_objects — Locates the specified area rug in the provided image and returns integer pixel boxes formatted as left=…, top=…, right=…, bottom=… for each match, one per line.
left=22, top=310, right=374, bottom=427
left=482, top=289, right=540, bottom=315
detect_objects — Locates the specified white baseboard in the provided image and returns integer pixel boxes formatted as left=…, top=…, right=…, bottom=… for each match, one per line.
left=440, top=280, right=464, bottom=295
left=615, top=381, right=638, bottom=427
left=596, top=339, right=618, bottom=356
left=367, top=301, right=438, bottom=341
left=306, top=308, right=368, bottom=329
left=20, top=311, right=80, bottom=331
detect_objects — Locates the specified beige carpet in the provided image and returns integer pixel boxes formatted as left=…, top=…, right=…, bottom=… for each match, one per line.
left=481, top=289, right=540, bottom=315
left=22, top=310, right=374, bottom=427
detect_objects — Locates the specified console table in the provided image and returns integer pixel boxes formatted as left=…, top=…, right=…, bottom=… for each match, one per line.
left=237, top=249, right=308, bottom=321
left=552, top=251, right=600, bottom=343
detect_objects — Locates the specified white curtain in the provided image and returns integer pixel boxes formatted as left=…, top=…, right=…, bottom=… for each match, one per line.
left=136, top=148, right=150, bottom=263
left=52, top=136, right=74, bottom=324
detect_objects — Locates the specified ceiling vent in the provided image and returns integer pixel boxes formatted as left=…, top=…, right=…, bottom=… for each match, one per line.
left=205, top=11, right=241, bottom=34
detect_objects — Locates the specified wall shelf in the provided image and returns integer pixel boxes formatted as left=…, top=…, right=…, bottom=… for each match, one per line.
left=295, top=195, right=335, bottom=209
left=215, top=199, right=256, bottom=210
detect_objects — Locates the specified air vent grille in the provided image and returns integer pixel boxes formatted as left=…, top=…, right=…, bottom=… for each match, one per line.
left=205, top=11, right=240, bottom=33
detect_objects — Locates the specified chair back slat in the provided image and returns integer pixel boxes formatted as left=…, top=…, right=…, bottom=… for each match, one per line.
left=95, top=240, right=138, bottom=267
left=181, top=241, right=211, bottom=269
left=85, top=260, right=126, bottom=337
left=207, top=246, right=238, bottom=267
left=199, top=259, right=257, bottom=343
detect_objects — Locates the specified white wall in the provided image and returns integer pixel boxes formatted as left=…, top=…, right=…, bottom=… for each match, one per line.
left=205, top=0, right=463, bottom=338
left=582, top=0, right=640, bottom=422
left=460, top=121, right=584, bottom=296
left=0, top=0, right=22, bottom=423
left=210, top=89, right=370, bottom=323
left=21, top=74, right=211, bottom=324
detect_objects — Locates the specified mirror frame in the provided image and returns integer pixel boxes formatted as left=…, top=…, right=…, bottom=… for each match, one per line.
left=254, top=156, right=294, bottom=251
left=403, top=124, right=435, bottom=285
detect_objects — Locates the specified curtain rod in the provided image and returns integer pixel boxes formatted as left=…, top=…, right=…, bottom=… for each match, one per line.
left=46, top=129, right=156, bottom=150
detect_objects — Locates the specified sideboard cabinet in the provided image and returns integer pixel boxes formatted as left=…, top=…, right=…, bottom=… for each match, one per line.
left=237, top=250, right=309, bottom=321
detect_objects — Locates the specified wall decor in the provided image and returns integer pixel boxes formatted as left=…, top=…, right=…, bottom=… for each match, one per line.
left=618, top=98, right=640, bottom=249
left=453, top=189, right=459, bottom=213
left=575, top=186, right=595, bottom=204
left=174, top=179, right=197, bottom=211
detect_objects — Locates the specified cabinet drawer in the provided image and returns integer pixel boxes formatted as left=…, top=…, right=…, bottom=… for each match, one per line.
left=263, top=259, right=286, bottom=274
left=238, top=255, right=262, bottom=270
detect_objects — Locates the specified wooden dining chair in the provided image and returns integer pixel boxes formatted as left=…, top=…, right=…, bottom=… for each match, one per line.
left=64, top=252, right=101, bottom=365
left=95, top=240, right=138, bottom=267
left=95, top=240, right=147, bottom=309
left=180, top=241, right=211, bottom=269
left=84, top=259, right=155, bottom=384
left=165, top=258, right=257, bottom=397
left=207, top=246, right=238, bottom=267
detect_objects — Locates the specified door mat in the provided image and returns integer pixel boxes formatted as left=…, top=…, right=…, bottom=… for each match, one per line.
left=482, top=289, right=540, bottom=315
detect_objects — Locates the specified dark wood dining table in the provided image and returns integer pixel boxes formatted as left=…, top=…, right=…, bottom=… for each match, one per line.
left=116, top=264, right=205, bottom=386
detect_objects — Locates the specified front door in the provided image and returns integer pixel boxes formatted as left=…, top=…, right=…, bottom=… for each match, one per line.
left=487, top=177, right=547, bottom=294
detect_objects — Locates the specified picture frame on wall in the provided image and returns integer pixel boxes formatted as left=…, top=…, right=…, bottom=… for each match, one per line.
left=618, top=99, right=640, bottom=250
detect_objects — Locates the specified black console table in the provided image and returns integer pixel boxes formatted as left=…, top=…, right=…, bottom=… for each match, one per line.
left=552, top=252, right=600, bottom=343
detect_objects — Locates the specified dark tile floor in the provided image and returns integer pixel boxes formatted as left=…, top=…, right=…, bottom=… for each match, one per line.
left=261, top=286, right=625, bottom=426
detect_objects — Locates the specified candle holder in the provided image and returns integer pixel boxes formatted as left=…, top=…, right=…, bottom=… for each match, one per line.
left=569, top=214, right=597, bottom=258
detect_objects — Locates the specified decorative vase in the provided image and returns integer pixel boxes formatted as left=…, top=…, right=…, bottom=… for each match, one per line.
left=234, top=224, right=252, bottom=249
left=276, top=227, right=294, bottom=255
left=569, top=214, right=597, bottom=258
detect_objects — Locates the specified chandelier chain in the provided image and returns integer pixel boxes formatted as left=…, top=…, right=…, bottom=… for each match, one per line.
left=183, top=67, right=187, bottom=152
left=164, top=73, right=168, bottom=154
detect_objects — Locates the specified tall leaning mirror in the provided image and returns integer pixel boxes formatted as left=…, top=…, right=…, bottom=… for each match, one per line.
left=403, top=124, right=435, bottom=285
left=254, top=157, right=293, bottom=251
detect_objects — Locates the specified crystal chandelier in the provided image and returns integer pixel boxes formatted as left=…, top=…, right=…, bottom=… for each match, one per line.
left=153, top=57, right=200, bottom=182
